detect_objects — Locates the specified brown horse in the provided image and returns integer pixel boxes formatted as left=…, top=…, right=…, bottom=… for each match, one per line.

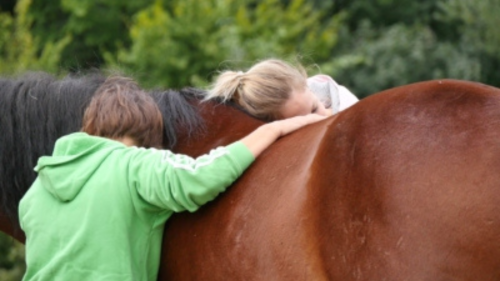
left=1, top=78, right=500, bottom=280
left=161, top=79, right=500, bottom=280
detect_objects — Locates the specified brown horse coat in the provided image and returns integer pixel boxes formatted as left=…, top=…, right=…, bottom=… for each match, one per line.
left=161, top=79, right=500, bottom=280
left=1, top=79, right=499, bottom=280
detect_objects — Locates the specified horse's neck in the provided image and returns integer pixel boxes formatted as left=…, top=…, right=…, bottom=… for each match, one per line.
left=174, top=101, right=263, bottom=156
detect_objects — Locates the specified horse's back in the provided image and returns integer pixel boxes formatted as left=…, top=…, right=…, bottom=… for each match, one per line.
left=162, top=108, right=335, bottom=280
left=161, top=79, right=500, bottom=280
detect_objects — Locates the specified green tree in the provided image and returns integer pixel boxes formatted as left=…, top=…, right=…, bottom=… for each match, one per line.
left=437, top=0, right=500, bottom=85
left=107, top=0, right=343, bottom=89
left=438, top=0, right=500, bottom=54
left=312, top=0, right=500, bottom=97
left=0, top=232, right=25, bottom=281
left=0, top=0, right=69, bottom=74
left=20, top=0, right=152, bottom=70
left=333, top=0, right=438, bottom=29
left=326, top=22, right=481, bottom=97
left=0, top=0, right=15, bottom=14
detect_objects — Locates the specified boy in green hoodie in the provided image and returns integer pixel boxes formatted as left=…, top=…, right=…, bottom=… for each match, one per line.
left=19, top=76, right=325, bottom=281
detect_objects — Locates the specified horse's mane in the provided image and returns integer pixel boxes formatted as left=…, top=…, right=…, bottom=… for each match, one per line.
left=0, top=71, right=203, bottom=225
left=149, top=87, right=204, bottom=149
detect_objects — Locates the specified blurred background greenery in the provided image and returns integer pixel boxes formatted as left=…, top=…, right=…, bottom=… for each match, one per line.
left=1, top=0, right=499, bottom=98
left=0, top=232, right=24, bottom=281
left=1, top=0, right=499, bottom=278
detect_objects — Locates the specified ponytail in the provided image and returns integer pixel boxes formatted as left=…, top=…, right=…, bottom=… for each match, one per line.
left=206, top=71, right=245, bottom=102
left=205, top=59, right=308, bottom=121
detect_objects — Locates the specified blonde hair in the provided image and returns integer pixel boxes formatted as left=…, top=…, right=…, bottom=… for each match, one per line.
left=206, top=59, right=308, bottom=121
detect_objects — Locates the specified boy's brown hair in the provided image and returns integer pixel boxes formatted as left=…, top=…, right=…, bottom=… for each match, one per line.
left=82, top=76, right=164, bottom=148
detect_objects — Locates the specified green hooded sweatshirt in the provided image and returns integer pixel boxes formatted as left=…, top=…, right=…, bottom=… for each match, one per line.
left=19, top=132, right=254, bottom=281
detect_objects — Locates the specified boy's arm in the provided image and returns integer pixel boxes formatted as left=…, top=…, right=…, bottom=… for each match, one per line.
left=128, top=141, right=253, bottom=213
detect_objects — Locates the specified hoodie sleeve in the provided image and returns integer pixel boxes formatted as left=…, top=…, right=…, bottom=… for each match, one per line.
left=126, top=141, right=254, bottom=213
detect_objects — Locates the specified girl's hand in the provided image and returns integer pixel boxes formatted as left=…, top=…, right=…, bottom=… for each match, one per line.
left=240, top=114, right=328, bottom=157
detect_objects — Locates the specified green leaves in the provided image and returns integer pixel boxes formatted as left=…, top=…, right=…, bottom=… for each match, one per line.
left=438, top=0, right=500, bottom=56
left=0, top=1, right=69, bottom=74
left=331, top=23, right=481, bottom=97
left=318, top=0, right=500, bottom=96
left=0, top=233, right=24, bottom=281
left=1, top=0, right=499, bottom=95
left=107, top=0, right=342, bottom=89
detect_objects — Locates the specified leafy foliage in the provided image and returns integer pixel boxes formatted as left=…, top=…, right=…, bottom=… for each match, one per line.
left=318, top=0, right=500, bottom=96
left=0, top=232, right=25, bottom=281
left=20, top=0, right=152, bottom=70
left=436, top=0, right=500, bottom=85
left=438, top=0, right=500, bottom=54
left=107, top=0, right=342, bottom=89
left=328, top=22, right=481, bottom=97
left=0, top=0, right=69, bottom=74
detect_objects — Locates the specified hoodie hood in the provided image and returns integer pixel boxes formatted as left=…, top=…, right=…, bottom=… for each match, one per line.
left=35, top=132, right=123, bottom=202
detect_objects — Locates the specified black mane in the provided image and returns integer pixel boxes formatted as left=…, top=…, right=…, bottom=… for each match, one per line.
left=0, top=72, right=203, bottom=226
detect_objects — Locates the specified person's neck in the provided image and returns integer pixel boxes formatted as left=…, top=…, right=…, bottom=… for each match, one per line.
left=115, top=136, right=137, bottom=147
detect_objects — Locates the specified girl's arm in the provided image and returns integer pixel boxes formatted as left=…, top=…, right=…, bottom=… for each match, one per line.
left=240, top=114, right=326, bottom=157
